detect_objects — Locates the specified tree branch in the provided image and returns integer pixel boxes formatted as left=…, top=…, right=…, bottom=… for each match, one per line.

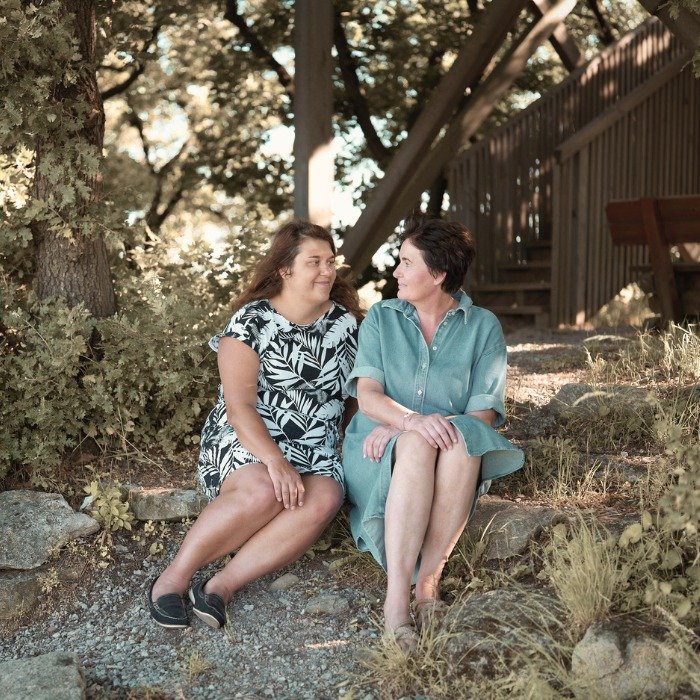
left=101, top=63, right=146, bottom=100
left=145, top=137, right=193, bottom=232
left=333, top=10, right=393, bottom=166
left=126, top=104, right=155, bottom=174
left=146, top=184, right=185, bottom=232
left=425, top=172, right=447, bottom=218
left=586, top=0, right=616, bottom=45
left=100, top=24, right=160, bottom=101
left=223, top=0, right=294, bottom=100
left=405, top=48, right=447, bottom=132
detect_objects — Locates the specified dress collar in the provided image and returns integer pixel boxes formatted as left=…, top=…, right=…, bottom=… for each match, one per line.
left=380, top=290, right=472, bottom=324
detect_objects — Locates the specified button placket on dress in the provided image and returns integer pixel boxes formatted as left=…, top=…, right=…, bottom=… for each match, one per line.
left=405, top=311, right=430, bottom=413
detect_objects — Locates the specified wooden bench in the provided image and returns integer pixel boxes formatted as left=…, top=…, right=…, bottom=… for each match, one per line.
left=606, top=195, right=700, bottom=323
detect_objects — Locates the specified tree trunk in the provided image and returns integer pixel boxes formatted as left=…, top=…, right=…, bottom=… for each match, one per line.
left=31, top=0, right=115, bottom=317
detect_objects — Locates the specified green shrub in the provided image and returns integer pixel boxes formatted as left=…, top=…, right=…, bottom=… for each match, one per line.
left=0, top=275, right=224, bottom=484
left=618, top=425, right=700, bottom=623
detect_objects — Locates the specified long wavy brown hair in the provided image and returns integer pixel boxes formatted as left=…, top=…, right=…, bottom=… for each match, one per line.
left=233, top=220, right=363, bottom=321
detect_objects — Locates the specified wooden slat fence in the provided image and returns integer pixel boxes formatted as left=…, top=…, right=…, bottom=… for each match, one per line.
left=447, top=17, right=690, bottom=296
left=552, top=57, right=700, bottom=325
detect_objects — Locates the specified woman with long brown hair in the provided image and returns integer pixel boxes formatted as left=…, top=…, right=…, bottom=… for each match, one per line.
left=149, top=220, right=362, bottom=629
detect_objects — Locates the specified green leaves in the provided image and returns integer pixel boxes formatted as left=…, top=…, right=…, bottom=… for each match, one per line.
left=0, top=278, right=220, bottom=481
left=84, top=480, right=134, bottom=532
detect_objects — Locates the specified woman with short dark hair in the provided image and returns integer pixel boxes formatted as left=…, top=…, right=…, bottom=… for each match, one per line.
left=149, top=220, right=361, bottom=629
left=342, top=218, right=523, bottom=651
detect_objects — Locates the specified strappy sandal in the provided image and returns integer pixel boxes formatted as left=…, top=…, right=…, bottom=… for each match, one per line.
left=384, top=620, right=419, bottom=653
left=412, top=598, right=449, bottom=632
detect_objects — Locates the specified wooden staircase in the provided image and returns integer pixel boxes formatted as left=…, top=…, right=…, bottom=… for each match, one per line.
left=469, top=240, right=552, bottom=328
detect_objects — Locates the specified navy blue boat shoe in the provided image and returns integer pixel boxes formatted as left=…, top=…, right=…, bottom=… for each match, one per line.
left=148, top=578, right=189, bottom=628
left=189, top=578, right=227, bottom=628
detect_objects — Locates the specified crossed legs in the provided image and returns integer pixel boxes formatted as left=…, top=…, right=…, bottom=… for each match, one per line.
left=152, top=464, right=343, bottom=603
left=383, top=431, right=481, bottom=632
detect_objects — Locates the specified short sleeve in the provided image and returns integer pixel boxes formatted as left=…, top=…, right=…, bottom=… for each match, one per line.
left=344, top=305, right=385, bottom=397
left=208, top=303, right=264, bottom=355
left=464, top=325, right=508, bottom=427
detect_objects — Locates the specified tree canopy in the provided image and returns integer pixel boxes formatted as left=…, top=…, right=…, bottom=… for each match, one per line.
left=2, top=0, right=695, bottom=481
left=1, top=0, right=657, bottom=305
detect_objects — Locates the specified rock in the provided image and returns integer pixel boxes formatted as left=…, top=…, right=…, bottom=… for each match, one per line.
left=306, top=594, right=349, bottom=615
left=270, top=573, right=300, bottom=591
left=127, top=486, right=207, bottom=521
left=0, top=491, right=99, bottom=571
left=0, top=564, right=82, bottom=620
left=466, top=496, right=569, bottom=560
left=571, top=622, right=675, bottom=699
left=443, top=586, right=564, bottom=673
left=0, top=651, right=86, bottom=699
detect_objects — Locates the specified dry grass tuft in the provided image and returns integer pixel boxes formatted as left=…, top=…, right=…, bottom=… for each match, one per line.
left=347, top=614, right=514, bottom=699
left=183, top=650, right=214, bottom=684
left=587, top=323, right=700, bottom=384
left=543, top=517, right=630, bottom=631
left=516, top=437, right=609, bottom=504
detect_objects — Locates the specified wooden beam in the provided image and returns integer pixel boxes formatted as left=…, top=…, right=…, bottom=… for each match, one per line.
left=339, top=0, right=529, bottom=266
left=344, top=0, right=578, bottom=275
left=293, top=0, right=333, bottom=227
left=531, top=0, right=583, bottom=70
left=556, top=51, right=692, bottom=162
left=640, top=197, right=683, bottom=322
left=637, top=0, right=700, bottom=50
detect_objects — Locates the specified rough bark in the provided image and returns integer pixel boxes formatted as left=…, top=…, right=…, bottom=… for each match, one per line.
left=31, top=0, right=115, bottom=317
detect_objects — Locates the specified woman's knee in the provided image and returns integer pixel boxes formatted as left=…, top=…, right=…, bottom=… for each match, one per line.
left=395, top=431, right=438, bottom=465
left=223, top=466, right=280, bottom=513
left=302, top=479, right=344, bottom=524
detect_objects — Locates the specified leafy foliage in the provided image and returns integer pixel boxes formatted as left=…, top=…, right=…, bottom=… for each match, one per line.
left=0, top=272, right=234, bottom=483
left=84, top=480, right=134, bottom=532
left=668, top=0, right=700, bottom=76
left=616, top=425, right=700, bottom=622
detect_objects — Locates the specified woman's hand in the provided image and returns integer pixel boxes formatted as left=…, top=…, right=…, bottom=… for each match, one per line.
left=363, top=425, right=401, bottom=462
left=405, top=412, right=459, bottom=450
left=265, top=457, right=305, bottom=509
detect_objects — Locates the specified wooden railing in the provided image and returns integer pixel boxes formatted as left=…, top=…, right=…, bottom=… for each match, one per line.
left=551, top=55, right=698, bottom=325
left=447, top=17, right=688, bottom=289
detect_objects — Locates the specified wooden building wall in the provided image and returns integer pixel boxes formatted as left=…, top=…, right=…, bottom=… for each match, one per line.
left=552, top=62, right=700, bottom=325
left=446, top=18, right=698, bottom=324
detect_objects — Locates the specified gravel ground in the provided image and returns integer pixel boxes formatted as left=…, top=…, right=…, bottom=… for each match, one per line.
left=0, top=327, right=623, bottom=699
left=0, top=530, right=386, bottom=698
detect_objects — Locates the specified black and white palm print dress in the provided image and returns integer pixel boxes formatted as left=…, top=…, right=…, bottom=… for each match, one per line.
left=197, top=299, right=359, bottom=501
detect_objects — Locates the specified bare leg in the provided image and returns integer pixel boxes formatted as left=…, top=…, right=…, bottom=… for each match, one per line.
left=152, top=463, right=282, bottom=599
left=204, top=474, right=343, bottom=601
left=383, top=432, right=438, bottom=631
left=414, top=438, right=480, bottom=602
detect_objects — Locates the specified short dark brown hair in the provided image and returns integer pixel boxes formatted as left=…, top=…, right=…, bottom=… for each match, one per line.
left=399, top=218, right=476, bottom=294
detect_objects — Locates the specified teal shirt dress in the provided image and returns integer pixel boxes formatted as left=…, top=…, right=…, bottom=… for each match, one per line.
left=342, top=292, right=524, bottom=572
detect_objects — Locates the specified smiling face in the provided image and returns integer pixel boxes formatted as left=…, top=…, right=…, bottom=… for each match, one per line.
left=280, top=236, right=337, bottom=304
left=393, top=238, right=446, bottom=304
